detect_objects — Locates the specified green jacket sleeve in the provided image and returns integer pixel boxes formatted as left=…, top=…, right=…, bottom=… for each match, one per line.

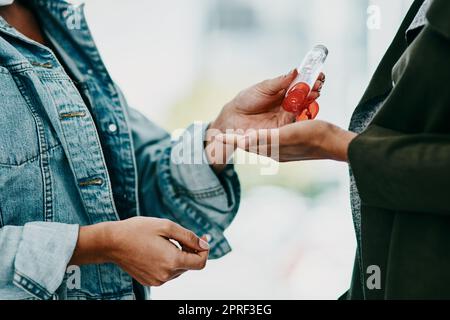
left=349, top=126, right=450, bottom=214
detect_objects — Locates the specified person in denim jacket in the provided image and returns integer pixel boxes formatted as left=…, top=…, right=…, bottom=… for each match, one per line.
left=0, top=0, right=323, bottom=300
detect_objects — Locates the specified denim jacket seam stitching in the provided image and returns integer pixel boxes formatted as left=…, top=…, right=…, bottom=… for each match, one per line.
left=1, top=62, right=33, bottom=74
left=0, top=143, right=61, bottom=167
left=13, top=271, right=53, bottom=300
left=0, top=206, right=3, bottom=228
left=66, top=289, right=135, bottom=300
left=35, top=70, right=72, bottom=81
left=174, top=184, right=226, bottom=200
left=173, top=177, right=226, bottom=195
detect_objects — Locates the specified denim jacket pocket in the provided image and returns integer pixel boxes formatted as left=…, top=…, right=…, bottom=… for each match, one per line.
left=0, top=66, right=62, bottom=226
left=0, top=70, right=43, bottom=167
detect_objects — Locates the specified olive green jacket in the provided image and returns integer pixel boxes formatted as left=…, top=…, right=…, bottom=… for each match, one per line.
left=345, top=0, right=450, bottom=299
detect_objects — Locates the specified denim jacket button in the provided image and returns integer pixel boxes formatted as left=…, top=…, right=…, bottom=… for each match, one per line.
left=79, top=178, right=104, bottom=187
left=108, top=123, right=118, bottom=133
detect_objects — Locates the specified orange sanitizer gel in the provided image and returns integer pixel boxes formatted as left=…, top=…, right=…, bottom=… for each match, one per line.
left=282, top=45, right=328, bottom=121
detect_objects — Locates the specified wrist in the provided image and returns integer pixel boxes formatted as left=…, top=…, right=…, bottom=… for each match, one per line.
left=206, top=110, right=236, bottom=173
left=323, top=124, right=357, bottom=162
left=69, top=221, right=116, bottom=265
left=101, top=221, right=121, bottom=263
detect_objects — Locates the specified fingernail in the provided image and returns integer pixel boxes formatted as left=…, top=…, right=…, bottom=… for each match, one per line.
left=205, top=234, right=212, bottom=242
left=286, top=69, right=296, bottom=77
left=199, top=238, right=210, bottom=250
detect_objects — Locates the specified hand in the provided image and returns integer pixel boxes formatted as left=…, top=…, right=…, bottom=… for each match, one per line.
left=211, top=69, right=324, bottom=131
left=70, top=217, right=210, bottom=287
left=206, top=70, right=325, bottom=170
left=216, top=120, right=357, bottom=163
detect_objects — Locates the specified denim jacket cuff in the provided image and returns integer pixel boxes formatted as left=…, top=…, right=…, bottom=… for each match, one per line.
left=164, top=122, right=241, bottom=258
left=13, top=222, right=79, bottom=300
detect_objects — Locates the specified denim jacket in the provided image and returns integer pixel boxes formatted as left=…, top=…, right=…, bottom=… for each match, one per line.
left=0, top=0, right=240, bottom=300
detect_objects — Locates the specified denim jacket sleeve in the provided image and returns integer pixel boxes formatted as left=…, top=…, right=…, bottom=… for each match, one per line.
left=0, top=222, right=79, bottom=300
left=128, top=108, right=241, bottom=259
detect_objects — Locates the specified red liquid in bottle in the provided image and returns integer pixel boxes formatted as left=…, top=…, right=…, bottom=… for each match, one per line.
left=282, top=45, right=328, bottom=121
left=282, top=82, right=311, bottom=113
left=296, top=101, right=319, bottom=122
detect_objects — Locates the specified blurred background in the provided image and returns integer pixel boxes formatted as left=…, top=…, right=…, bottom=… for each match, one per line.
left=83, top=0, right=414, bottom=299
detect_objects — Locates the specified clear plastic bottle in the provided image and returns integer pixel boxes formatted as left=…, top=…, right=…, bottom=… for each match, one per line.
left=282, top=45, right=328, bottom=120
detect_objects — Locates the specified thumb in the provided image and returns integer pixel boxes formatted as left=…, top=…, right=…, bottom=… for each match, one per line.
left=181, top=235, right=210, bottom=253
left=258, top=69, right=298, bottom=95
left=162, top=221, right=210, bottom=252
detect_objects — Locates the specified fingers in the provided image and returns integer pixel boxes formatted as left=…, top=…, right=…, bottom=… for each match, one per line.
left=216, top=129, right=280, bottom=159
left=215, top=133, right=249, bottom=150
left=161, top=220, right=210, bottom=252
left=178, top=248, right=209, bottom=270
left=306, top=90, right=320, bottom=102
left=155, top=234, right=210, bottom=285
left=313, top=73, right=326, bottom=91
left=258, top=69, right=298, bottom=95
left=308, top=72, right=326, bottom=101
left=318, top=72, right=325, bottom=82
left=312, top=79, right=323, bottom=92
left=176, top=235, right=209, bottom=270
